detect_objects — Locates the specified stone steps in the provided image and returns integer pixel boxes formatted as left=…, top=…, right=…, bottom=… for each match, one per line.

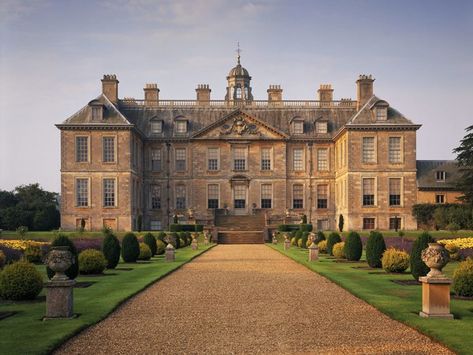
left=218, top=231, right=264, bottom=244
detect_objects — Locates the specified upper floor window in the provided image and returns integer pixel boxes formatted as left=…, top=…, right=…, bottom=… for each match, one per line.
left=175, top=148, right=186, bottom=171
left=176, top=185, right=186, bottom=209
left=102, top=137, right=115, bottom=163
left=436, top=171, right=446, bottom=181
left=362, top=178, right=375, bottom=206
left=293, top=148, right=304, bottom=171
left=151, top=121, right=163, bottom=134
left=75, top=136, right=89, bottom=162
left=362, top=137, right=375, bottom=163
left=261, top=148, right=271, bottom=171
left=293, top=120, right=304, bottom=134
left=316, top=121, right=328, bottom=134
left=208, top=148, right=219, bottom=171
left=376, top=107, right=387, bottom=121
left=208, top=184, right=219, bottom=209
left=389, top=178, right=401, bottom=206
left=176, top=120, right=187, bottom=134
left=317, top=184, right=328, bottom=209
left=76, top=178, right=89, bottom=207
left=388, top=137, right=402, bottom=163
left=150, top=185, right=161, bottom=209
left=317, top=148, right=328, bottom=171
left=91, top=106, right=102, bottom=120
left=436, top=194, right=445, bottom=204
left=261, top=184, right=272, bottom=209
left=103, top=178, right=116, bottom=207
left=151, top=148, right=162, bottom=171
left=233, top=147, right=247, bottom=171
left=292, top=184, right=304, bottom=209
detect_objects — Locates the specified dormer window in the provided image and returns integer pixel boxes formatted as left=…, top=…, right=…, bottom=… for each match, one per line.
left=151, top=120, right=163, bottom=135
left=376, top=107, right=387, bottom=121
left=91, top=106, right=103, bottom=120
left=292, top=120, right=304, bottom=134
left=176, top=121, right=187, bottom=134
left=436, top=171, right=446, bottom=181
left=316, top=121, right=328, bottom=134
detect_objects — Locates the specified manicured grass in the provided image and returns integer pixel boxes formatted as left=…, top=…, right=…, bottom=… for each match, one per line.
left=0, top=244, right=215, bottom=355
left=268, top=243, right=473, bottom=355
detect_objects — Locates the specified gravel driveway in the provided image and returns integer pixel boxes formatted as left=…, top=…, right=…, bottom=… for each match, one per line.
left=56, top=245, right=453, bottom=354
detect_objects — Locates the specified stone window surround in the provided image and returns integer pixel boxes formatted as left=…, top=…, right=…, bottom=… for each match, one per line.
left=361, top=176, right=377, bottom=207
left=260, top=183, right=272, bottom=209
left=207, top=147, right=220, bottom=171
left=75, top=135, right=90, bottom=163
left=362, top=136, right=377, bottom=164
left=317, top=148, right=329, bottom=171
left=75, top=177, right=90, bottom=208
left=292, top=147, right=305, bottom=171
left=388, top=177, right=403, bottom=207
left=389, top=216, right=402, bottom=230
left=388, top=136, right=403, bottom=164
left=292, top=183, right=304, bottom=209
left=103, top=177, right=118, bottom=208
left=260, top=147, right=272, bottom=171
left=207, top=183, right=219, bottom=209
left=232, top=145, right=248, bottom=172
left=174, top=147, right=187, bottom=172
left=362, top=217, right=376, bottom=230
left=102, top=135, right=117, bottom=163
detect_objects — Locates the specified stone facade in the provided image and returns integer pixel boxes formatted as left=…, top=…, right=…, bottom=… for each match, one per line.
left=57, top=57, right=434, bottom=232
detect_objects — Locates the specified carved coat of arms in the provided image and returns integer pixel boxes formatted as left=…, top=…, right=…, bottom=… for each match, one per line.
left=220, top=117, right=260, bottom=136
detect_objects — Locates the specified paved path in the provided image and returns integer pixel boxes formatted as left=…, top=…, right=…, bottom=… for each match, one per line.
left=57, top=245, right=452, bottom=354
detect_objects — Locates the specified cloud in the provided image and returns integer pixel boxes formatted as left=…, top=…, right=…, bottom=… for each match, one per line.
left=0, top=0, right=50, bottom=23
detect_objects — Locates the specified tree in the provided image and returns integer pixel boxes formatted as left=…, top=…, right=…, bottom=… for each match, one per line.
left=453, top=125, right=473, bottom=206
left=338, top=214, right=344, bottom=232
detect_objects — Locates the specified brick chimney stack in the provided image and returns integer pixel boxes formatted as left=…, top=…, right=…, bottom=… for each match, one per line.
left=317, top=84, right=333, bottom=106
left=267, top=85, right=283, bottom=102
left=196, top=84, right=211, bottom=106
left=101, top=74, right=119, bottom=104
left=144, top=83, right=160, bottom=107
left=356, top=74, right=375, bottom=110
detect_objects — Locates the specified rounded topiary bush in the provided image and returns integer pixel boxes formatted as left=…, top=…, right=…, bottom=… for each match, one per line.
left=121, top=232, right=140, bottom=263
left=301, top=232, right=309, bottom=249
left=0, top=250, right=6, bottom=269
left=138, top=243, right=152, bottom=261
left=297, top=238, right=303, bottom=248
left=366, top=231, right=386, bottom=268
left=294, top=230, right=303, bottom=245
left=318, top=240, right=328, bottom=253
left=0, top=261, right=43, bottom=300
left=24, top=245, right=43, bottom=263
left=179, top=238, right=186, bottom=248
left=102, top=233, right=121, bottom=269
left=382, top=248, right=410, bottom=273
left=156, top=240, right=166, bottom=255
left=47, top=234, right=79, bottom=280
left=327, top=232, right=342, bottom=256
left=333, top=242, right=346, bottom=259
left=169, top=232, right=180, bottom=249
left=157, top=231, right=167, bottom=243
left=344, top=231, right=362, bottom=261
left=453, top=258, right=473, bottom=297
left=79, top=249, right=107, bottom=274
left=410, top=232, right=434, bottom=280
left=315, top=231, right=326, bottom=244
left=291, top=237, right=297, bottom=246
left=143, top=233, right=157, bottom=256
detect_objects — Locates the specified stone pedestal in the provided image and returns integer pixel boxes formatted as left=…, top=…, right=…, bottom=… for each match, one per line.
left=419, top=277, right=453, bottom=319
left=284, top=239, right=291, bottom=250
left=45, top=279, right=76, bottom=319
left=165, top=244, right=175, bottom=262
left=204, top=236, right=209, bottom=245
left=308, top=243, right=319, bottom=262
left=191, top=240, right=198, bottom=250
left=272, top=236, right=278, bottom=244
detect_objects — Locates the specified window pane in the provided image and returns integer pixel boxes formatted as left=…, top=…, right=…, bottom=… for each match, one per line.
left=92, top=107, right=102, bottom=120
left=389, top=217, right=401, bottom=230
left=76, top=178, right=88, bottom=207
left=103, top=137, right=115, bottom=162
left=261, top=148, right=271, bottom=170
left=208, top=148, right=219, bottom=171
left=151, top=185, right=161, bottom=209
left=150, top=220, right=161, bottom=230
left=317, top=184, right=328, bottom=209
left=151, top=149, right=161, bottom=171
left=293, top=149, right=303, bottom=171
left=293, top=184, right=303, bottom=208
left=208, top=184, right=219, bottom=209
left=316, top=121, right=327, bottom=133
left=376, top=108, right=387, bottom=121
left=103, top=179, right=115, bottom=207
left=233, top=147, right=246, bottom=171
left=151, top=121, right=162, bottom=134
left=293, top=121, right=303, bottom=134
left=363, top=218, right=375, bottom=229
left=389, top=178, right=401, bottom=206
left=317, top=149, right=328, bottom=171
left=176, top=121, right=187, bottom=133
left=176, top=185, right=186, bottom=209
left=363, top=178, right=375, bottom=206
left=76, top=137, right=88, bottom=162
left=175, top=148, right=186, bottom=171
left=388, top=137, right=401, bottom=163
left=362, top=137, right=375, bottom=163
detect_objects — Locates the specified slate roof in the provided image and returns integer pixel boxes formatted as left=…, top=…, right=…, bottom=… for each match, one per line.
left=416, top=160, right=461, bottom=190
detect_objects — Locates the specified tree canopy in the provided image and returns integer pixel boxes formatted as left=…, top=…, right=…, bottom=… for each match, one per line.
left=454, top=125, right=473, bottom=206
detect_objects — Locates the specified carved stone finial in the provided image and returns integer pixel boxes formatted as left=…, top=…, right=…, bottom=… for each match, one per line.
left=421, top=243, right=450, bottom=278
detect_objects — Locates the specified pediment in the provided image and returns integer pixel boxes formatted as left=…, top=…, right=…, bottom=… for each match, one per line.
left=192, top=110, right=288, bottom=139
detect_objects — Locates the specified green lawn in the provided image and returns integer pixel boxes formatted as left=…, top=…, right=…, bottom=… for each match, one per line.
left=0, top=244, right=215, bottom=355
left=268, top=243, right=473, bottom=355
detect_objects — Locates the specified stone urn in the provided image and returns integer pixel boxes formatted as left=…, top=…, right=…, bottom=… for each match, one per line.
left=421, top=243, right=450, bottom=278
left=272, top=233, right=278, bottom=244
left=45, top=246, right=74, bottom=281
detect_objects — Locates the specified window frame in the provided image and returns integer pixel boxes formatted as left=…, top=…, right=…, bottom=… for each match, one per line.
left=362, top=136, right=376, bottom=164
left=293, top=148, right=304, bottom=171
left=436, top=194, right=445, bottom=204
left=388, top=136, right=402, bottom=164
left=260, top=147, right=272, bottom=171
left=316, top=184, right=328, bottom=209
left=362, top=177, right=376, bottom=207
left=363, top=217, right=376, bottom=230
left=75, top=177, right=90, bottom=207
left=102, top=136, right=116, bottom=163
left=388, top=178, right=402, bottom=206
left=207, top=184, right=219, bottom=209
left=232, top=146, right=247, bottom=171
left=150, top=184, right=161, bottom=209
left=175, top=184, right=186, bottom=209
left=175, top=120, right=188, bottom=134
left=103, top=177, right=117, bottom=208
left=292, top=120, right=304, bottom=134
left=317, top=148, right=329, bottom=171
left=150, top=120, right=163, bottom=135
left=151, top=148, right=162, bottom=171
left=292, top=184, right=304, bottom=209
left=175, top=148, right=187, bottom=172
left=261, top=183, right=272, bottom=209
left=75, top=136, right=90, bottom=163
left=436, top=171, right=446, bottom=181
left=207, top=147, right=220, bottom=171
left=316, top=121, right=328, bottom=134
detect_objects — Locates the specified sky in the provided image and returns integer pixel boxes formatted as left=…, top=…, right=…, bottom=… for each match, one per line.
left=0, top=0, right=472, bottom=193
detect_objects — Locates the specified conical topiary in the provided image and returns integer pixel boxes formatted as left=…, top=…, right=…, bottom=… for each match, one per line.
left=327, top=232, right=342, bottom=256
left=410, top=232, right=435, bottom=280
left=344, top=231, right=362, bottom=261
left=102, top=233, right=121, bottom=269
left=46, top=234, right=79, bottom=280
left=365, top=231, right=386, bottom=268
left=143, top=232, right=157, bottom=256
left=315, top=231, right=326, bottom=244
left=121, top=232, right=140, bottom=263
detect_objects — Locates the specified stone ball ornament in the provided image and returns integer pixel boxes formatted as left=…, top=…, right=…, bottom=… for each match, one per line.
left=45, top=246, right=74, bottom=281
left=421, top=243, right=450, bottom=278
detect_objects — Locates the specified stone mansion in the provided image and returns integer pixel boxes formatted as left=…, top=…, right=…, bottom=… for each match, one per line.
left=57, top=55, right=458, bottom=233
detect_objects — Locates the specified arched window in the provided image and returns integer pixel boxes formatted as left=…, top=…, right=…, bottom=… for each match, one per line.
left=235, top=86, right=242, bottom=99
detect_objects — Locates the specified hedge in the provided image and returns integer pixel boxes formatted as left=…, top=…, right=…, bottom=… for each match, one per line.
left=169, top=224, right=204, bottom=232
left=277, top=224, right=312, bottom=232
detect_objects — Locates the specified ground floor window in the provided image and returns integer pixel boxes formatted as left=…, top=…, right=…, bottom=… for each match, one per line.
left=150, top=220, right=162, bottom=230
left=176, top=184, right=186, bottom=209
left=261, top=184, right=272, bottom=209
left=234, top=185, right=246, bottom=208
left=436, top=194, right=445, bottom=204
left=389, top=217, right=402, bottom=231
left=317, top=219, right=329, bottom=231
left=208, top=184, right=219, bottom=209
left=317, top=184, right=328, bottom=209
left=292, top=184, right=303, bottom=209
left=363, top=217, right=375, bottom=230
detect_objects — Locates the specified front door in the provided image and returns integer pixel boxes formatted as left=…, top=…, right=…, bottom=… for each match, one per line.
left=233, top=184, right=247, bottom=215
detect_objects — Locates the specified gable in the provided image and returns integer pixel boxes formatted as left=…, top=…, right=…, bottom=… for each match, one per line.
left=192, top=110, right=288, bottom=139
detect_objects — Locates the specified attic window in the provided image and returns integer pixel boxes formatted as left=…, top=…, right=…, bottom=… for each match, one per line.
left=151, top=121, right=162, bottom=134
left=91, top=106, right=103, bottom=120
left=436, top=171, right=446, bottom=181
left=292, top=120, right=304, bottom=134
left=316, top=121, right=328, bottom=134
left=376, top=107, right=387, bottom=121
left=176, top=120, right=187, bottom=134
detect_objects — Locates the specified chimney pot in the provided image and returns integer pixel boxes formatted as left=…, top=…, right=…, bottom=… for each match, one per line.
left=101, top=74, right=119, bottom=103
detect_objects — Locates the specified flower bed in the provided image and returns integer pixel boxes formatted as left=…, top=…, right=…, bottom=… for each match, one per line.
left=438, top=237, right=473, bottom=250
left=0, top=240, right=49, bottom=251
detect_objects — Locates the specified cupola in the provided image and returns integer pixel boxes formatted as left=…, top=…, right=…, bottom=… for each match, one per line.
left=225, top=45, right=253, bottom=102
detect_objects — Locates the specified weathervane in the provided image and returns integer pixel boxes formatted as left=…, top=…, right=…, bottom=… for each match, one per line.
left=236, top=41, right=242, bottom=65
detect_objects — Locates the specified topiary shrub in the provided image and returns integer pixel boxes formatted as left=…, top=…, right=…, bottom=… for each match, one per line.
left=290, top=237, right=297, bottom=246
left=47, top=234, right=79, bottom=280
left=157, top=231, right=167, bottom=243
left=79, top=249, right=107, bottom=274
left=180, top=238, right=186, bottom=248
left=0, top=250, right=5, bottom=269
left=102, top=233, right=121, bottom=269
left=138, top=243, right=152, bottom=261
left=327, top=232, right=342, bottom=256
left=410, top=232, right=435, bottom=280
left=382, top=248, right=410, bottom=273
left=299, top=224, right=313, bottom=232
left=344, top=231, right=362, bottom=261
left=167, top=232, right=179, bottom=249
left=156, top=240, right=166, bottom=255
left=121, top=232, right=140, bottom=263
left=0, top=261, right=43, bottom=300
left=24, top=245, right=43, bottom=263
left=143, top=233, right=157, bottom=256
left=366, top=231, right=386, bottom=268
left=318, top=240, right=328, bottom=253
left=453, top=258, right=473, bottom=297
left=294, top=230, right=303, bottom=245
left=333, top=242, right=346, bottom=259
left=315, top=231, right=326, bottom=244
left=178, top=232, right=187, bottom=246
left=301, top=232, right=309, bottom=249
